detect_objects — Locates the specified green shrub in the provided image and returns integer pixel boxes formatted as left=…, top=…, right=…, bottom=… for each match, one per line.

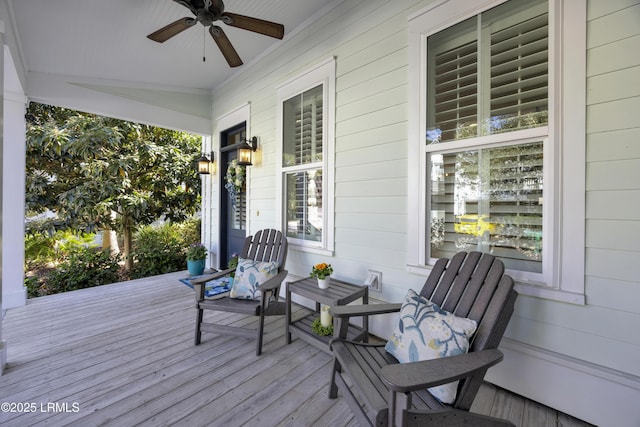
left=25, top=230, right=97, bottom=269
left=130, top=219, right=201, bottom=279
left=24, top=233, right=57, bottom=269
left=178, top=218, right=202, bottom=247
left=24, top=219, right=201, bottom=297
left=54, top=232, right=97, bottom=255
left=45, top=248, right=121, bottom=294
left=24, top=275, right=43, bottom=298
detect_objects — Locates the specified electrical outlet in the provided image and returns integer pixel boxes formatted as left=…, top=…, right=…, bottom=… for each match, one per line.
left=365, top=270, right=382, bottom=292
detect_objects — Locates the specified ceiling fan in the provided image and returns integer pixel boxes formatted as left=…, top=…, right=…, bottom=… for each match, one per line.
left=147, top=0, right=285, bottom=67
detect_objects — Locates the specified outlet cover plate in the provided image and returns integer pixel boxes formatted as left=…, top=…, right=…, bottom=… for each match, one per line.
left=366, top=270, right=382, bottom=292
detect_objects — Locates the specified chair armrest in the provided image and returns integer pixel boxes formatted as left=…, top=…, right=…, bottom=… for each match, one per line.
left=380, top=349, right=504, bottom=393
left=258, top=270, right=289, bottom=292
left=190, top=267, right=236, bottom=285
left=330, top=303, right=402, bottom=318
left=192, top=268, right=236, bottom=301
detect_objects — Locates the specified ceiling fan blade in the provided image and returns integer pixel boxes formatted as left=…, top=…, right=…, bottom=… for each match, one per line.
left=209, top=26, right=243, bottom=67
left=147, top=17, right=196, bottom=43
left=221, top=12, right=285, bottom=39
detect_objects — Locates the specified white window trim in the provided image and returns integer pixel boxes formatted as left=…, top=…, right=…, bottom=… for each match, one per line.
left=407, top=0, right=585, bottom=304
left=276, top=57, right=336, bottom=255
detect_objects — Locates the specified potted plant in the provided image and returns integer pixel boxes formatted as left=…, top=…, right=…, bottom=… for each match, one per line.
left=186, top=243, right=207, bottom=276
left=310, top=263, right=333, bottom=289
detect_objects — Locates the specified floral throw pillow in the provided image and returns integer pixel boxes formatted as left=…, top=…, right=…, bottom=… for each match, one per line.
left=384, top=289, right=478, bottom=404
left=229, top=258, right=278, bottom=300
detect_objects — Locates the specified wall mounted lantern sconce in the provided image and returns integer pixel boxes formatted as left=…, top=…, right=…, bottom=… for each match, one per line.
left=237, top=136, right=258, bottom=166
left=197, top=151, right=215, bottom=175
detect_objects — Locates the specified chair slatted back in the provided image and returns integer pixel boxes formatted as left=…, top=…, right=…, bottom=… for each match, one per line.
left=419, top=251, right=517, bottom=409
left=241, top=229, right=288, bottom=271
left=419, top=251, right=516, bottom=353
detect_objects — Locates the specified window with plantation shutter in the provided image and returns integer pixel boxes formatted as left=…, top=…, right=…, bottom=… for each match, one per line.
left=283, top=85, right=323, bottom=167
left=277, top=58, right=335, bottom=252
left=424, top=0, right=549, bottom=276
left=282, top=85, right=324, bottom=243
left=427, top=0, right=548, bottom=144
left=489, top=7, right=548, bottom=132
left=231, top=192, right=246, bottom=231
left=430, top=140, right=544, bottom=273
left=427, top=19, right=478, bottom=143
left=410, top=0, right=586, bottom=303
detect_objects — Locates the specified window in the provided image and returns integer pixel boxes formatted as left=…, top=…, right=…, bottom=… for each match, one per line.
left=426, top=0, right=549, bottom=144
left=277, top=58, right=335, bottom=254
left=408, top=0, right=586, bottom=304
left=428, top=0, right=547, bottom=275
left=430, top=141, right=545, bottom=274
left=283, top=85, right=324, bottom=243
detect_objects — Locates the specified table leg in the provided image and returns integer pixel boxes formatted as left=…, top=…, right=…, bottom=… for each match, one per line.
left=285, top=282, right=292, bottom=344
left=363, top=288, right=369, bottom=343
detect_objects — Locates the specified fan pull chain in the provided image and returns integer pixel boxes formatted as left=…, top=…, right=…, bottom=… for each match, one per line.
left=203, top=27, right=206, bottom=62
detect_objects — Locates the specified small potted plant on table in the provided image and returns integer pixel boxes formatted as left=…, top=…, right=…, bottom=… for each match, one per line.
left=310, top=263, right=333, bottom=289
left=186, top=243, right=207, bottom=276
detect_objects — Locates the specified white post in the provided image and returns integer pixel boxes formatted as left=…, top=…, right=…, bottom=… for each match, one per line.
left=0, top=20, right=6, bottom=375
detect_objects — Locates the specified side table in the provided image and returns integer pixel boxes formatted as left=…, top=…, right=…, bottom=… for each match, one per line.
left=286, top=276, right=368, bottom=352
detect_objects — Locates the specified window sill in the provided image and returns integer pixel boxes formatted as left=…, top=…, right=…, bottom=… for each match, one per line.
left=406, top=264, right=585, bottom=305
left=290, top=243, right=334, bottom=257
left=514, top=282, right=585, bottom=305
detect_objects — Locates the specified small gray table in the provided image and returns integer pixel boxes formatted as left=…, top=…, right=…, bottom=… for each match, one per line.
left=285, top=276, right=368, bottom=352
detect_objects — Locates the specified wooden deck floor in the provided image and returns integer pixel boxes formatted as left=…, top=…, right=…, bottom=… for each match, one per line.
left=0, top=272, right=593, bottom=427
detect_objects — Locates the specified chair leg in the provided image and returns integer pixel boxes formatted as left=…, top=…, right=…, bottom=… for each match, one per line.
left=389, top=391, right=411, bottom=427
left=256, top=312, right=266, bottom=356
left=195, top=307, right=204, bottom=345
left=329, top=358, right=341, bottom=399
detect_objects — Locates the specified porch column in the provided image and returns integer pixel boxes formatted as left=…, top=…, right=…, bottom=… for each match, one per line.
left=0, top=20, right=5, bottom=375
left=2, top=50, right=26, bottom=310
left=0, top=21, right=26, bottom=375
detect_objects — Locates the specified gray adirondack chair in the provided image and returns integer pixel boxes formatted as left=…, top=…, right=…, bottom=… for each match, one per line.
left=328, top=251, right=517, bottom=427
left=191, top=229, right=288, bottom=356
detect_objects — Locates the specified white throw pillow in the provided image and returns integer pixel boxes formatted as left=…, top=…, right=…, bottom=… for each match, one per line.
left=229, top=258, right=278, bottom=300
left=385, top=289, right=478, bottom=404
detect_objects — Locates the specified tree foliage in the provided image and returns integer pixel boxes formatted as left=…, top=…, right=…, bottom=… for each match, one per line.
left=25, top=102, right=203, bottom=270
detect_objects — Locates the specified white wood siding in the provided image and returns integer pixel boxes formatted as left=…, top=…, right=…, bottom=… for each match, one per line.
left=584, top=0, right=640, bottom=369
left=489, top=2, right=640, bottom=425
left=206, top=0, right=640, bottom=424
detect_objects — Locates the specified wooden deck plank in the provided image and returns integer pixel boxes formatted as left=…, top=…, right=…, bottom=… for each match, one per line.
left=275, top=377, right=349, bottom=427
left=0, top=272, right=594, bottom=427
left=471, top=382, right=498, bottom=416
left=523, top=398, right=557, bottom=427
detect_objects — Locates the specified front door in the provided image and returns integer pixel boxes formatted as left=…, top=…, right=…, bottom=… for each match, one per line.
left=220, top=124, right=247, bottom=268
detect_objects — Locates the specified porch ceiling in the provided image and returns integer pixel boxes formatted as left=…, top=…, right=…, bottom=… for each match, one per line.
left=9, top=0, right=334, bottom=91
left=5, top=1, right=337, bottom=132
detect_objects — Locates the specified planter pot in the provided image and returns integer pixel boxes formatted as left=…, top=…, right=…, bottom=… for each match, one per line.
left=317, top=276, right=330, bottom=289
left=187, top=259, right=206, bottom=276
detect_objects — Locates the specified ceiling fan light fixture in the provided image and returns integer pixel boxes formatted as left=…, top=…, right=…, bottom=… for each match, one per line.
left=147, top=0, right=285, bottom=67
